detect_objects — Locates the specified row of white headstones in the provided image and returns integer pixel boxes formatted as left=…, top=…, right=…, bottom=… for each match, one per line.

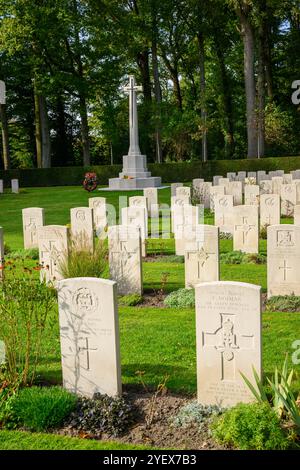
left=0, top=179, right=19, bottom=194
left=1, top=169, right=298, bottom=407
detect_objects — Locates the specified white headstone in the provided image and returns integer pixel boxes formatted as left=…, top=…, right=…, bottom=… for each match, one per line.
left=259, top=180, right=273, bottom=195
left=214, top=195, right=234, bottom=234
left=237, top=171, right=247, bottom=182
left=22, top=208, right=45, bottom=249
left=71, top=207, right=94, bottom=252
left=283, top=174, right=292, bottom=184
left=213, top=175, right=223, bottom=186
left=244, top=185, right=260, bottom=206
left=257, top=171, right=267, bottom=184
left=196, top=281, right=262, bottom=407
left=198, top=182, right=212, bottom=209
left=38, top=225, right=69, bottom=284
left=58, top=277, right=121, bottom=398
left=143, top=188, right=158, bottom=217
left=272, top=176, right=283, bottom=195
left=108, top=225, right=142, bottom=295
left=281, top=184, right=296, bottom=217
left=267, top=225, right=300, bottom=297
left=226, top=172, right=236, bottom=182
left=176, top=186, right=191, bottom=200
left=260, top=194, right=280, bottom=228
left=89, top=198, right=107, bottom=238
left=0, top=180, right=3, bottom=194
left=185, top=225, right=219, bottom=288
left=227, top=181, right=243, bottom=206
left=291, top=170, right=300, bottom=180
left=174, top=205, right=199, bottom=255
left=171, top=183, right=183, bottom=197
left=122, top=206, right=147, bottom=257
left=209, top=185, right=225, bottom=212
left=171, top=195, right=190, bottom=233
left=11, top=179, right=19, bottom=194
left=233, top=205, right=259, bottom=253
left=294, top=205, right=300, bottom=225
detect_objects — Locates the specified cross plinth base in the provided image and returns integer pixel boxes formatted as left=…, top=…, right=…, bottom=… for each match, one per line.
left=109, top=176, right=162, bottom=190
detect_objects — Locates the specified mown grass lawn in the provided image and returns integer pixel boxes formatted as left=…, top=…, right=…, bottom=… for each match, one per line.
left=0, top=185, right=299, bottom=449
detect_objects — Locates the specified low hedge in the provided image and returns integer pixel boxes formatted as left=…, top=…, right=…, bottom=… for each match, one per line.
left=1, top=155, right=300, bottom=187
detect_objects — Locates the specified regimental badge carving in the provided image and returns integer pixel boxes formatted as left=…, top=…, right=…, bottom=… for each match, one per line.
left=72, top=287, right=98, bottom=314
left=76, top=210, right=86, bottom=222
left=219, top=197, right=229, bottom=208
left=276, top=230, right=295, bottom=247
left=265, top=197, right=275, bottom=206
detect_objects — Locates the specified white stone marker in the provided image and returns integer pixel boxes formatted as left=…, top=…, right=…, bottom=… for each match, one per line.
left=272, top=176, right=283, bottom=195
left=185, top=225, right=219, bottom=288
left=291, top=170, right=300, bottom=180
left=122, top=206, right=147, bottom=257
left=227, top=172, right=236, bottom=182
left=247, top=172, right=257, bottom=182
left=192, top=178, right=204, bottom=190
left=233, top=205, right=259, bottom=253
left=129, top=196, right=149, bottom=230
left=22, top=208, right=45, bottom=249
left=259, top=180, right=273, bottom=195
left=218, top=178, right=230, bottom=192
left=267, top=225, right=300, bottom=297
left=38, top=225, right=69, bottom=284
left=227, top=181, right=243, bottom=206
left=209, top=185, right=225, bottom=212
left=214, top=195, right=234, bottom=234
left=89, top=197, right=107, bottom=237
left=283, top=174, right=292, bottom=184
left=244, top=185, right=260, bottom=206
left=0, top=180, right=3, bottom=194
left=237, top=171, right=247, bottom=182
left=171, top=195, right=190, bottom=232
left=171, top=183, right=183, bottom=197
left=143, top=188, right=158, bottom=217
left=257, top=171, right=267, bottom=184
left=176, top=186, right=191, bottom=200
left=196, top=281, right=262, bottom=407
left=281, top=184, right=296, bottom=217
left=213, top=175, right=223, bottom=186
left=71, top=207, right=94, bottom=252
left=198, top=182, right=212, bottom=209
left=108, top=225, right=142, bottom=295
left=260, top=194, right=280, bottom=228
left=294, top=205, right=300, bottom=225
left=11, top=179, right=19, bottom=193
left=293, top=180, right=300, bottom=204
left=58, top=277, right=121, bottom=398
left=174, top=205, right=199, bottom=255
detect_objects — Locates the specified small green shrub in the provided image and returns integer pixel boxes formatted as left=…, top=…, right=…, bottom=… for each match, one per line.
left=3, top=243, right=11, bottom=255
left=173, top=401, right=224, bottom=430
left=245, top=253, right=267, bottom=264
left=260, top=225, right=268, bottom=240
left=211, top=402, right=290, bottom=450
left=67, top=394, right=134, bottom=437
left=59, top=238, right=108, bottom=279
left=220, top=251, right=245, bottom=264
left=219, top=232, right=233, bottom=240
left=164, top=288, right=195, bottom=308
left=266, top=295, right=300, bottom=312
left=4, top=386, right=77, bottom=432
left=7, top=248, right=39, bottom=261
left=119, top=294, right=143, bottom=306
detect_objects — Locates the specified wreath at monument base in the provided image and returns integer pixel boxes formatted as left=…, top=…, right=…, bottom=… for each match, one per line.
left=83, top=172, right=98, bottom=192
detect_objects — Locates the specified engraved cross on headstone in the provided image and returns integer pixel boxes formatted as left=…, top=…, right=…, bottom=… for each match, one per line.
left=279, top=260, right=292, bottom=281
left=187, top=246, right=214, bottom=278
left=111, top=241, right=136, bottom=275
left=78, top=337, right=98, bottom=371
left=41, top=240, right=61, bottom=275
left=235, top=217, right=255, bottom=244
left=203, top=313, right=255, bottom=381
left=25, top=218, right=37, bottom=243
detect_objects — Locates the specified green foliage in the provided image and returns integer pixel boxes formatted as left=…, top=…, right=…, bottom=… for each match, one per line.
left=173, top=401, right=224, bottom=430
left=164, top=288, right=195, bottom=308
left=67, top=394, right=135, bottom=437
left=220, top=251, right=266, bottom=265
left=7, top=248, right=39, bottom=261
left=266, top=296, right=300, bottom=313
left=58, top=239, right=108, bottom=279
left=119, top=294, right=143, bottom=307
left=211, top=403, right=290, bottom=450
left=0, top=275, right=56, bottom=387
left=2, top=387, right=77, bottom=432
left=260, top=224, right=268, bottom=240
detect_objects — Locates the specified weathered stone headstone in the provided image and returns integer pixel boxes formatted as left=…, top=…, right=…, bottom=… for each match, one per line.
left=89, top=197, right=107, bottom=237
left=185, top=225, right=219, bottom=288
left=227, top=181, right=243, bottom=206
left=227, top=172, right=236, bottom=182
left=281, top=184, right=296, bottom=216
left=22, top=208, right=45, bottom=249
left=108, top=225, right=142, bottom=295
left=198, top=182, right=212, bottom=209
left=272, top=176, right=283, bottom=195
left=218, top=178, right=230, bottom=192
left=143, top=188, right=159, bottom=217
left=257, top=171, right=267, bottom=184
left=260, top=194, right=280, bottom=228
left=122, top=206, right=147, bottom=257
left=214, top=195, right=234, bottom=234
left=267, top=225, right=300, bottom=297
left=233, top=205, right=259, bottom=253
left=192, top=178, right=204, bottom=189
left=237, top=171, right=247, bottom=182
left=259, top=180, right=273, bottom=195
left=11, top=179, right=19, bottom=194
left=174, top=205, right=199, bottom=255
left=176, top=186, right=191, bottom=200
left=244, top=185, right=260, bottom=206
left=283, top=174, right=292, bottom=184
left=293, top=180, right=300, bottom=204
left=71, top=207, right=94, bottom=252
left=209, top=185, right=225, bottom=212
left=195, top=281, right=262, bottom=407
left=58, top=277, right=121, bottom=398
left=247, top=172, right=257, bottom=183
left=291, top=170, right=300, bottom=180
left=171, top=195, right=190, bottom=232
left=213, top=175, right=223, bottom=186
left=0, top=180, right=3, bottom=194
left=38, top=225, right=69, bottom=284
left=171, top=183, right=183, bottom=197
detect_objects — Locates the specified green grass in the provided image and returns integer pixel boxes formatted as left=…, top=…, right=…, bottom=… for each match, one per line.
left=0, top=430, right=152, bottom=450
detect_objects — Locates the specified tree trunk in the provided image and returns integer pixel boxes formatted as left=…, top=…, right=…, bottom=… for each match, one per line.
left=34, top=86, right=42, bottom=168
left=79, top=94, right=90, bottom=166
left=172, top=66, right=182, bottom=111
left=137, top=50, right=152, bottom=103
left=239, top=12, right=257, bottom=159
left=152, top=31, right=163, bottom=163
left=257, top=24, right=266, bottom=158
left=197, top=32, right=208, bottom=162
left=214, top=35, right=235, bottom=158
left=137, top=49, right=152, bottom=157
left=0, top=103, right=10, bottom=169
left=39, top=95, right=51, bottom=168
